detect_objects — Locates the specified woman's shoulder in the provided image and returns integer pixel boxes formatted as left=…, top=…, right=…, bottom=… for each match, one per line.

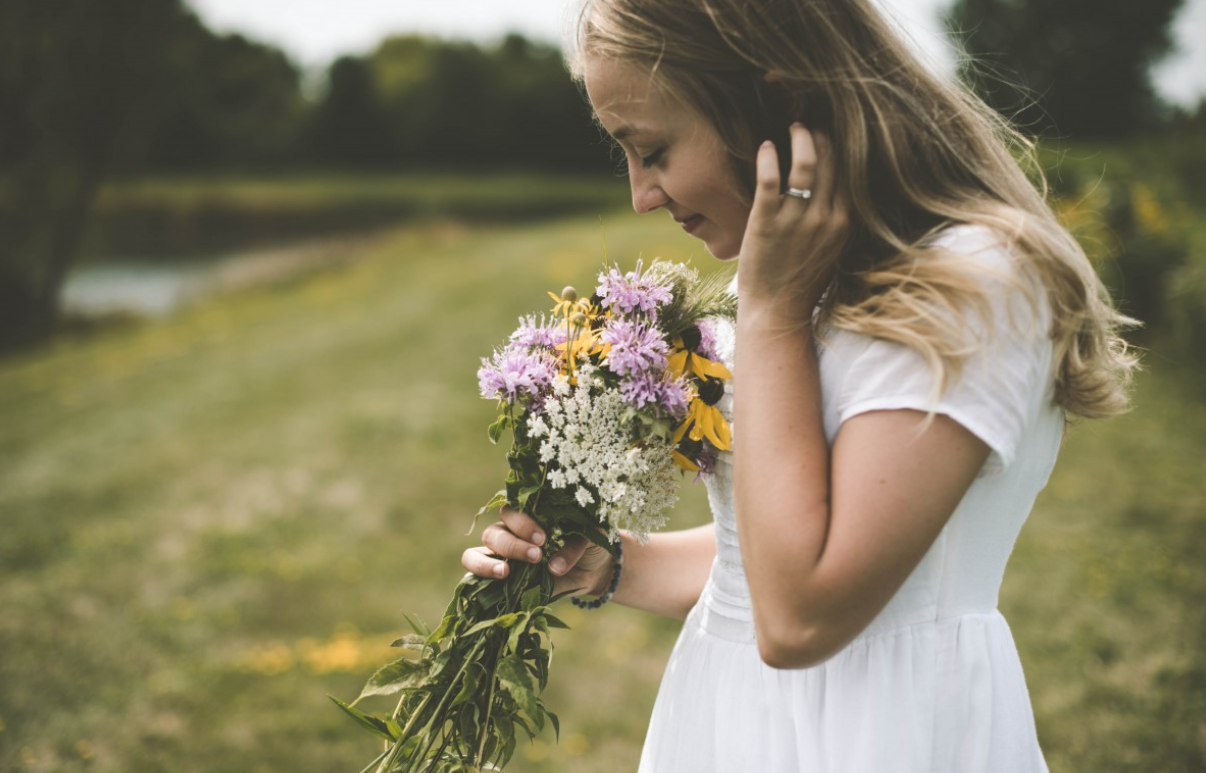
left=924, top=222, right=1024, bottom=276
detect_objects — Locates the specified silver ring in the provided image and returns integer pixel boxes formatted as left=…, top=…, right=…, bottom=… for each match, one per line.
left=785, top=187, right=812, bottom=200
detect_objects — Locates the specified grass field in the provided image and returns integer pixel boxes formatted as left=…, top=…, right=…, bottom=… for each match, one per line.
left=81, top=173, right=634, bottom=259
left=1, top=206, right=1203, bottom=772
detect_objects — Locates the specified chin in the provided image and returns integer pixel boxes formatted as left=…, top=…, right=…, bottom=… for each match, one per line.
left=705, top=238, right=741, bottom=261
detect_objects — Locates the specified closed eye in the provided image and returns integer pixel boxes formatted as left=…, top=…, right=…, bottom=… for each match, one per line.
left=640, top=148, right=665, bottom=168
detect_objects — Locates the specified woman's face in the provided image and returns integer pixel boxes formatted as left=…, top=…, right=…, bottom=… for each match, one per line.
left=584, top=57, right=752, bottom=260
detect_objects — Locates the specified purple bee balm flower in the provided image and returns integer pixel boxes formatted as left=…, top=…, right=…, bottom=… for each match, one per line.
left=695, top=319, right=722, bottom=362
left=509, top=315, right=567, bottom=351
left=602, top=318, right=669, bottom=377
left=658, top=376, right=693, bottom=418
left=619, top=371, right=692, bottom=418
left=477, top=348, right=558, bottom=404
left=693, top=444, right=719, bottom=481
left=596, top=261, right=673, bottom=319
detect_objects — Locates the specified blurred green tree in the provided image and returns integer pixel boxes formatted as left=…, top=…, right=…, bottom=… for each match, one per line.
left=0, top=1, right=305, bottom=350
left=490, top=33, right=611, bottom=172
left=308, top=56, right=397, bottom=167
left=0, top=0, right=193, bottom=350
left=947, top=0, right=1185, bottom=138
left=144, top=29, right=306, bottom=169
left=364, top=33, right=608, bottom=171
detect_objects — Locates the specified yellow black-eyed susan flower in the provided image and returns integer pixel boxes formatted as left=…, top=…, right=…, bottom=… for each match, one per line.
left=668, top=327, right=733, bottom=382
left=674, top=378, right=731, bottom=450
left=672, top=450, right=701, bottom=472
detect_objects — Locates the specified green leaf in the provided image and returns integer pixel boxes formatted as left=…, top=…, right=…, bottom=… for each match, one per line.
left=494, top=612, right=526, bottom=630
left=402, top=612, right=432, bottom=638
left=354, top=657, right=427, bottom=703
left=469, top=490, right=509, bottom=536
left=451, top=662, right=481, bottom=709
left=531, top=649, right=550, bottom=691
left=429, top=650, right=454, bottom=679
left=496, top=655, right=538, bottom=719
left=545, top=709, right=561, bottom=741
left=513, top=711, right=538, bottom=740
left=543, top=613, right=570, bottom=629
left=507, top=623, right=530, bottom=655
left=487, top=413, right=511, bottom=444
left=464, top=611, right=526, bottom=637
left=480, top=732, right=499, bottom=767
left=520, top=586, right=544, bottom=613
left=390, top=634, right=427, bottom=651
left=515, top=484, right=542, bottom=511
left=499, top=716, right=516, bottom=765
left=329, top=696, right=396, bottom=742
left=471, top=578, right=507, bottom=611
left=432, top=614, right=456, bottom=642
left=559, top=522, right=613, bottom=554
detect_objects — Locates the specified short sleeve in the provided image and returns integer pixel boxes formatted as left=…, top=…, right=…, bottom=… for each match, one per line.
left=833, top=227, right=1053, bottom=476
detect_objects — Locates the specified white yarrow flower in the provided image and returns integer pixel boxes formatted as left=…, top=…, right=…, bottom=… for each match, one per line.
left=533, top=378, right=677, bottom=542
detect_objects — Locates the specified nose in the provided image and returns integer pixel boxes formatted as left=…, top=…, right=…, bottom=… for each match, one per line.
left=629, top=164, right=668, bottom=214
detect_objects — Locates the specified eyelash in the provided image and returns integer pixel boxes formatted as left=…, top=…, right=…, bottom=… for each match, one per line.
left=639, top=148, right=665, bottom=168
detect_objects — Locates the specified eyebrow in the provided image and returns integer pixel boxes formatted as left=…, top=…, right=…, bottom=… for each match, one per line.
left=612, top=125, right=650, bottom=141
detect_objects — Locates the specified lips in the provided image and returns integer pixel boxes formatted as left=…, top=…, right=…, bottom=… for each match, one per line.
left=676, top=214, right=704, bottom=234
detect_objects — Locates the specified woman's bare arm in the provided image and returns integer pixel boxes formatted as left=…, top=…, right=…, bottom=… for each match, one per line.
left=463, top=516, right=716, bottom=621
left=732, top=126, right=991, bottom=669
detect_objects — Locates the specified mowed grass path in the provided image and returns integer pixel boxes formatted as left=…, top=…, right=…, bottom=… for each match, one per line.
left=1, top=212, right=1203, bottom=772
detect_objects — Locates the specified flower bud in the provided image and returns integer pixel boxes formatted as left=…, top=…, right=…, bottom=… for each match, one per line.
left=570, top=312, right=588, bottom=327
left=560, top=286, right=578, bottom=302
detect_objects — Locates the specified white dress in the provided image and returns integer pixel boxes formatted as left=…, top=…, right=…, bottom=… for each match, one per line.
left=638, top=226, right=1059, bottom=773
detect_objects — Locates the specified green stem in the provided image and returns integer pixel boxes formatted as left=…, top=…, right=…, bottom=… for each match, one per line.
left=404, top=636, right=488, bottom=771
left=429, top=733, right=454, bottom=772
left=374, top=692, right=432, bottom=773
left=357, top=749, right=390, bottom=773
left=474, top=627, right=506, bottom=766
left=566, top=313, right=574, bottom=382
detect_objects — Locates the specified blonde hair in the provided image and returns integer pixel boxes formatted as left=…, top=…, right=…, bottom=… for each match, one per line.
left=568, top=0, right=1137, bottom=418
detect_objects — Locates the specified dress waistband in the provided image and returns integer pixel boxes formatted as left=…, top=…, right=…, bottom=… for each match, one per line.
left=692, top=575, right=1000, bottom=646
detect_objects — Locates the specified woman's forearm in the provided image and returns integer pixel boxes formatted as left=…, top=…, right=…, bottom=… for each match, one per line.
left=732, top=302, right=835, bottom=659
left=612, top=523, right=716, bottom=620
left=733, top=301, right=991, bottom=668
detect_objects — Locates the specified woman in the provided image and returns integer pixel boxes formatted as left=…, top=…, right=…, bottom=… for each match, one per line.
left=463, top=0, right=1136, bottom=770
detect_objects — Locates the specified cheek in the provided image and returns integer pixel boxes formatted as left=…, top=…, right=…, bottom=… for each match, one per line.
left=722, top=194, right=752, bottom=231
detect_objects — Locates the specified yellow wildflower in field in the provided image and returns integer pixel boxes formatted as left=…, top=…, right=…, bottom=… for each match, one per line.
left=1130, top=183, right=1170, bottom=234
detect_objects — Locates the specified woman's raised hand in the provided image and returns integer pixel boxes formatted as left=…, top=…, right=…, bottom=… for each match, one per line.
left=461, top=509, right=616, bottom=598
left=738, top=123, right=849, bottom=314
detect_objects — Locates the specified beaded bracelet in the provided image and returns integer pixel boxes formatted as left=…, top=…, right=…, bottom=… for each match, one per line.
left=570, top=540, right=623, bottom=610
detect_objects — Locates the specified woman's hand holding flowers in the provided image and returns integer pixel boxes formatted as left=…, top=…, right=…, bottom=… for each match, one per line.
left=462, top=508, right=616, bottom=598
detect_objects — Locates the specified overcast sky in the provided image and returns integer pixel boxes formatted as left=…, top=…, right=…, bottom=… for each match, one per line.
left=188, top=0, right=1206, bottom=107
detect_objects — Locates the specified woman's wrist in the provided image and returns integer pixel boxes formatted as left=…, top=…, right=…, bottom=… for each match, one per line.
left=571, top=539, right=623, bottom=609
left=592, top=551, right=618, bottom=597
left=738, top=296, right=816, bottom=336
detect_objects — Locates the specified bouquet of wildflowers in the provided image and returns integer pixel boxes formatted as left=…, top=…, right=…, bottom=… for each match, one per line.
left=334, top=259, right=736, bottom=773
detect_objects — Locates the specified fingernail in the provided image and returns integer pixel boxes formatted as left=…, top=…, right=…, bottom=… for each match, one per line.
left=761, top=140, right=774, bottom=149
left=792, top=121, right=805, bottom=128
left=527, top=547, right=542, bottom=563
left=493, top=564, right=506, bottom=578
left=550, top=558, right=567, bottom=575
left=532, top=531, right=546, bottom=547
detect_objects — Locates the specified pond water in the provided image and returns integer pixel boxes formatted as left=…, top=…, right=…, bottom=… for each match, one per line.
left=62, top=261, right=218, bottom=318
left=60, top=234, right=375, bottom=318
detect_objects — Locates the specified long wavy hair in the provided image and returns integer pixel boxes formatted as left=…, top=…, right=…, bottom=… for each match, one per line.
left=567, top=0, right=1137, bottom=418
